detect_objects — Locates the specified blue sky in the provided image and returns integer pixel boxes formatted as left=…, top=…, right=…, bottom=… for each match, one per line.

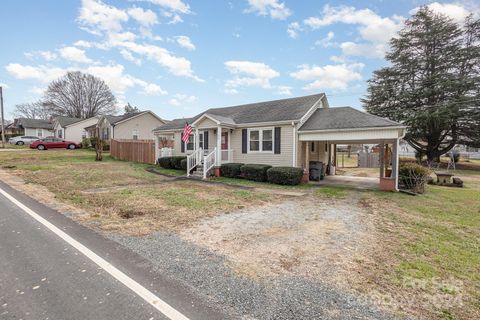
left=0, top=0, right=478, bottom=120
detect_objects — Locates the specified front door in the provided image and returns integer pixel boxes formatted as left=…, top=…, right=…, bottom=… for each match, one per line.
left=221, top=132, right=228, bottom=161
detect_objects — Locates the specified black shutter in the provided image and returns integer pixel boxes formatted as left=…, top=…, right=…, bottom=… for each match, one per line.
left=274, top=127, right=281, bottom=154
left=204, top=131, right=209, bottom=150
left=181, top=139, right=185, bottom=153
left=242, top=129, right=247, bottom=154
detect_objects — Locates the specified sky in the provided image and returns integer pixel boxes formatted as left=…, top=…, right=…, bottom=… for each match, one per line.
left=0, top=0, right=478, bottom=121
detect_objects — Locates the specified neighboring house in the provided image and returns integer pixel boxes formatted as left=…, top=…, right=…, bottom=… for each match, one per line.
left=12, top=118, right=54, bottom=138
left=53, top=116, right=99, bottom=143
left=0, top=121, right=20, bottom=136
left=92, top=111, right=166, bottom=141
left=153, top=93, right=406, bottom=190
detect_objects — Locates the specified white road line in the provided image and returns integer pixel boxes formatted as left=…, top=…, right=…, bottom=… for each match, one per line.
left=0, top=187, right=190, bottom=320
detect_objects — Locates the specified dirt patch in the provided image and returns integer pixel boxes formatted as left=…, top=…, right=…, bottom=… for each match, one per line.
left=181, top=193, right=377, bottom=290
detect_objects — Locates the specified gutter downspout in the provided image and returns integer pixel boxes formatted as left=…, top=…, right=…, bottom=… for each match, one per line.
left=292, top=122, right=296, bottom=167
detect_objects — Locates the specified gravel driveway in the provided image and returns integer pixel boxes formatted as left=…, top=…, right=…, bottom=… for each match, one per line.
left=109, top=193, right=404, bottom=319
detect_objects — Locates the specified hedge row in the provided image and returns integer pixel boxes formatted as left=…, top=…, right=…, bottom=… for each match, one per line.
left=158, top=156, right=187, bottom=170
left=220, top=163, right=304, bottom=185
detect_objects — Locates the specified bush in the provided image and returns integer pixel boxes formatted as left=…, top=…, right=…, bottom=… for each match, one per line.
left=180, top=158, right=188, bottom=171
left=267, top=167, right=304, bottom=185
left=221, top=163, right=244, bottom=178
left=158, top=157, right=173, bottom=169
left=170, top=156, right=187, bottom=170
left=240, top=164, right=272, bottom=182
left=399, top=163, right=431, bottom=194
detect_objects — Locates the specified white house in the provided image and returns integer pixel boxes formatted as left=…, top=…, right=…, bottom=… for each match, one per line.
left=53, top=116, right=99, bottom=143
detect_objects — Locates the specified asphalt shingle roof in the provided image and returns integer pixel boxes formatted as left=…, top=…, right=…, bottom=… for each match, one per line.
left=16, top=118, right=53, bottom=130
left=299, top=107, right=402, bottom=131
left=154, top=93, right=325, bottom=131
left=56, top=116, right=82, bottom=127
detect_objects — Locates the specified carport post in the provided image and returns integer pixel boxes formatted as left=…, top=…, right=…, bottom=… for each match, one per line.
left=392, top=139, right=399, bottom=190
left=379, top=142, right=385, bottom=178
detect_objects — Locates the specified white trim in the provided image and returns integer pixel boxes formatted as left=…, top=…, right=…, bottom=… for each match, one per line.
left=298, top=126, right=407, bottom=133
left=298, top=95, right=325, bottom=125
left=292, top=122, right=296, bottom=167
left=0, top=187, right=189, bottom=320
left=64, top=116, right=99, bottom=128
left=247, top=127, right=274, bottom=153
left=191, top=114, right=220, bottom=126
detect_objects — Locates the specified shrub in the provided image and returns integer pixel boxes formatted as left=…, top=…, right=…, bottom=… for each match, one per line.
left=399, top=163, right=431, bottom=194
left=158, top=157, right=173, bottom=169
left=267, top=167, right=304, bottom=185
left=221, top=163, right=244, bottom=178
left=180, top=158, right=188, bottom=171
left=240, top=164, right=272, bottom=182
left=170, top=156, right=187, bottom=170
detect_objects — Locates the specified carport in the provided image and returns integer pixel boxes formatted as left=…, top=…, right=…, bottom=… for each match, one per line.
left=296, top=107, right=406, bottom=191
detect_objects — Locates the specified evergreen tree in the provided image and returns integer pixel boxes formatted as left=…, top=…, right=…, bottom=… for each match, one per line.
left=124, top=103, right=140, bottom=114
left=363, top=7, right=480, bottom=162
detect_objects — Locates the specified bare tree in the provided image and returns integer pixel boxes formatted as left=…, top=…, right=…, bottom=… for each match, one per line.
left=44, top=71, right=117, bottom=119
left=13, top=101, right=50, bottom=120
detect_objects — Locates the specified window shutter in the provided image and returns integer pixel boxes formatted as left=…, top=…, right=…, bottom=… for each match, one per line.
left=181, top=139, right=185, bottom=153
left=274, top=127, right=281, bottom=154
left=242, top=129, right=247, bottom=154
left=204, top=131, right=209, bottom=150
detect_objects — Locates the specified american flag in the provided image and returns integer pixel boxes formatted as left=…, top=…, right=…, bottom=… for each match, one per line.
left=182, top=121, right=193, bottom=143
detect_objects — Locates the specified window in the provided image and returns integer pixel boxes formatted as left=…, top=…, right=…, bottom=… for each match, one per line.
left=57, top=129, right=63, bottom=139
left=186, top=134, right=194, bottom=151
left=248, top=128, right=273, bottom=152
left=132, top=129, right=138, bottom=140
left=82, top=131, right=87, bottom=139
left=37, top=129, right=43, bottom=137
left=102, top=128, right=109, bottom=140
left=199, top=133, right=204, bottom=149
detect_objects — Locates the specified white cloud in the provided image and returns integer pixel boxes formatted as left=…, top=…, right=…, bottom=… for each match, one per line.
left=78, top=0, right=129, bottom=35
left=290, top=63, right=364, bottom=91
left=245, top=0, right=292, bottom=20
left=74, top=40, right=93, bottom=48
left=120, top=49, right=142, bottom=65
left=277, top=85, right=292, bottom=95
left=410, top=2, right=478, bottom=24
left=304, top=5, right=404, bottom=58
left=287, top=22, right=302, bottom=39
left=5, top=62, right=163, bottom=97
left=128, top=7, right=158, bottom=27
left=224, top=60, right=280, bottom=89
left=141, top=0, right=191, bottom=14
left=315, top=31, right=335, bottom=47
left=168, top=93, right=197, bottom=106
left=141, top=83, right=168, bottom=96
left=0, top=83, right=9, bottom=89
left=59, top=46, right=93, bottom=63
left=175, top=36, right=195, bottom=51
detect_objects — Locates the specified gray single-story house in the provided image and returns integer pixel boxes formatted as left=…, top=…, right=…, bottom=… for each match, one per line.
left=153, top=93, right=406, bottom=190
left=12, top=118, right=54, bottom=138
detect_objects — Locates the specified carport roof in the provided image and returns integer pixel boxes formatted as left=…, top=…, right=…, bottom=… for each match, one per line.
left=299, top=107, right=402, bottom=131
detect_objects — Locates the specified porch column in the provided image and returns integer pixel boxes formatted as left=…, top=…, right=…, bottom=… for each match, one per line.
left=195, top=127, right=199, bottom=150
left=227, top=130, right=231, bottom=162
left=216, top=126, right=222, bottom=166
left=392, top=138, right=399, bottom=190
left=333, top=144, right=337, bottom=167
left=379, top=142, right=385, bottom=178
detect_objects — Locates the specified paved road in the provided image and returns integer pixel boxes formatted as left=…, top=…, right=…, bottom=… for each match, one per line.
left=0, top=181, right=225, bottom=320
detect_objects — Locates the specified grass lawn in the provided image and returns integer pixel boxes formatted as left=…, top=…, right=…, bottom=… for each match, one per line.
left=346, top=169, right=480, bottom=319
left=0, top=149, right=275, bottom=235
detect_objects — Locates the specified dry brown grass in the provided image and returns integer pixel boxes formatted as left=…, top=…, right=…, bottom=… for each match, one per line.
left=0, top=149, right=276, bottom=235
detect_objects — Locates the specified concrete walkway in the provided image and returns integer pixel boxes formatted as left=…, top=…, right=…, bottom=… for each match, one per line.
left=315, top=175, right=379, bottom=190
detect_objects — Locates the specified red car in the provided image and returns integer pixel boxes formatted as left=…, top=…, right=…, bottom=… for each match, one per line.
left=30, top=137, right=81, bottom=150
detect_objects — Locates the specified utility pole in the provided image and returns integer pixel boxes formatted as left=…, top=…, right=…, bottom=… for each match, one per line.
left=0, top=86, right=6, bottom=148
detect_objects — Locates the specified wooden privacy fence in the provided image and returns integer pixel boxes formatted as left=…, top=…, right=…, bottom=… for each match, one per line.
left=110, top=139, right=156, bottom=164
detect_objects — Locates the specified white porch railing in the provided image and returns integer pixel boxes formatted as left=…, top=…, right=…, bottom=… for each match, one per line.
left=187, top=147, right=202, bottom=177
left=159, top=147, right=173, bottom=158
left=203, top=147, right=217, bottom=179
left=221, top=149, right=233, bottom=163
